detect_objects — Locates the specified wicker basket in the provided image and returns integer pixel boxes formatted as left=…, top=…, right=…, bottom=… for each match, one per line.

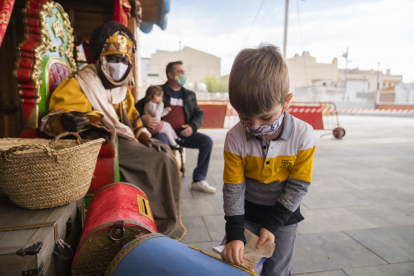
left=0, top=132, right=105, bottom=209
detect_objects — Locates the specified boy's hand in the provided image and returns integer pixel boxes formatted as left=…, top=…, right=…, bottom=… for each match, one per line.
left=256, top=228, right=275, bottom=249
left=221, top=240, right=244, bottom=265
left=165, top=107, right=172, bottom=112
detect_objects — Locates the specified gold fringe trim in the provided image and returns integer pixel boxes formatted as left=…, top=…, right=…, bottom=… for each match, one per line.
left=173, top=154, right=187, bottom=241
left=188, top=246, right=259, bottom=276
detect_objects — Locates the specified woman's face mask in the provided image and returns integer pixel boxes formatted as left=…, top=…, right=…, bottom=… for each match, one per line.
left=240, top=108, right=285, bottom=138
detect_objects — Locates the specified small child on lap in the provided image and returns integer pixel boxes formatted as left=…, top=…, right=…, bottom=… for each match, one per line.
left=144, top=85, right=183, bottom=151
left=221, top=44, right=315, bottom=276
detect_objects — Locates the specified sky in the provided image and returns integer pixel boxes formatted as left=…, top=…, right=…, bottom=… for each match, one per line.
left=139, top=0, right=414, bottom=82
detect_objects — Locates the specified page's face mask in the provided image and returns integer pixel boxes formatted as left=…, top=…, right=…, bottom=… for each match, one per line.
left=104, top=61, right=129, bottom=81
left=240, top=109, right=285, bottom=138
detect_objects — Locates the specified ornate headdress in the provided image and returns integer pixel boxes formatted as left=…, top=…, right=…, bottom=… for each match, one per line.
left=100, top=31, right=135, bottom=61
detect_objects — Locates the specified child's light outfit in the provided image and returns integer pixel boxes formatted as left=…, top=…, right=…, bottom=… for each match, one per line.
left=144, top=101, right=178, bottom=146
left=223, top=111, right=315, bottom=276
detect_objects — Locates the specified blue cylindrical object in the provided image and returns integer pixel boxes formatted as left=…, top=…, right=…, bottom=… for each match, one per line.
left=105, top=233, right=256, bottom=276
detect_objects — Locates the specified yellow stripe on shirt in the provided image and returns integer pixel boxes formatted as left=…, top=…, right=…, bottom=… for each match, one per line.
left=224, top=150, right=311, bottom=184
left=289, top=146, right=315, bottom=183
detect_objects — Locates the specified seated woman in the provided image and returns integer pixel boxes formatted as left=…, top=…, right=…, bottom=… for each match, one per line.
left=39, top=21, right=185, bottom=240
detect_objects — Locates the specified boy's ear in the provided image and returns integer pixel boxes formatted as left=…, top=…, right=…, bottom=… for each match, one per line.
left=283, top=93, right=294, bottom=110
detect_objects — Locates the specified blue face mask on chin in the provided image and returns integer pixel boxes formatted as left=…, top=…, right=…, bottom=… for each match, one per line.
left=174, top=74, right=186, bottom=86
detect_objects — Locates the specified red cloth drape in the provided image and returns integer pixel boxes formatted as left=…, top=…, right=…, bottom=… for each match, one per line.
left=114, top=0, right=131, bottom=27
left=0, top=0, right=15, bottom=49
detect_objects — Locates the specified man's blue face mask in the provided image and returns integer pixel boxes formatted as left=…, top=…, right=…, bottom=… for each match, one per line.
left=174, top=74, right=186, bottom=86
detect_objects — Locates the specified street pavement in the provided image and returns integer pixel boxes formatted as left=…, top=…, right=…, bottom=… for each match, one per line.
left=179, top=115, right=414, bottom=276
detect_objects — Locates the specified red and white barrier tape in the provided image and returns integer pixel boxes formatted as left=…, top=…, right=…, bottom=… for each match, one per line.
left=331, top=109, right=414, bottom=114
left=287, top=108, right=414, bottom=114
left=288, top=108, right=322, bottom=113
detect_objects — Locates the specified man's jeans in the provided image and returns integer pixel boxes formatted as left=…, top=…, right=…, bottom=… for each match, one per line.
left=245, top=220, right=298, bottom=276
left=153, top=131, right=213, bottom=181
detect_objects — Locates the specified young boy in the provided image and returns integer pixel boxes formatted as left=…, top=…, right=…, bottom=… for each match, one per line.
left=221, top=44, right=315, bottom=276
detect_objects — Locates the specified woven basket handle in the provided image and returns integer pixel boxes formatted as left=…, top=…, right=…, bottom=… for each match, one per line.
left=2, top=145, right=54, bottom=161
left=52, top=132, right=82, bottom=145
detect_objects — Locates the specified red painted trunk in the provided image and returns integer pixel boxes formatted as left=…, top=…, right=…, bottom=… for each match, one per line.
left=72, top=183, right=157, bottom=276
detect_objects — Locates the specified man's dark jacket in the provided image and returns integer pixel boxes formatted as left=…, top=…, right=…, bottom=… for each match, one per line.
left=135, top=82, right=204, bottom=133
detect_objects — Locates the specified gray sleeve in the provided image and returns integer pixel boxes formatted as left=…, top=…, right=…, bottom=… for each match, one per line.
left=223, top=182, right=246, bottom=216
left=278, top=178, right=310, bottom=211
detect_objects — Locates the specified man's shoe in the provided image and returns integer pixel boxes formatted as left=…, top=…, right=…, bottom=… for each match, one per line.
left=191, top=180, right=216, bottom=194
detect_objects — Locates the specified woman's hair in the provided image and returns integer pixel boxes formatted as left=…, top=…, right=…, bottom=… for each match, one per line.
left=145, top=85, right=164, bottom=102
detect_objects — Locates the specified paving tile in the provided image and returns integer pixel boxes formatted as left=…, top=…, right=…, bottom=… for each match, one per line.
left=293, top=270, right=347, bottom=276
left=209, top=173, right=224, bottom=186
left=181, top=241, right=220, bottom=256
left=313, top=168, right=405, bottom=179
left=309, top=177, right=361, bottom=192
left=391, top=202, right=414, bottom=216
left=291, top=232, right=386, bottom=274
left=205, top=174, right=219, bottom=185
left=345, top=225, right=414, bottom=263
left=344, top=175, right=413, bottom=190
left=389, top=166, right=414, bottom=176
left=399, top=186, right=414, bottom=195
left=191, top=187, right=223, bottom=199
left=207, top=164, right=224, bottom=175
left=344, top=262, right=414, bottom=276
left=346, top=188, right=414, bottom=205
left=180, top=216, right=211, bottom=244
left=203, top=215, right=226, bottom=242
left=347, top=204, right=414, bottom=227
left=181, top=175, right=193, bottom=187
left=301, top=191, right=370, bottom=209
left=180, top=182, right=194, bottom=199
left=298, top=208, right=376, bottom=234
left=181, top=197, right=224, bottom=217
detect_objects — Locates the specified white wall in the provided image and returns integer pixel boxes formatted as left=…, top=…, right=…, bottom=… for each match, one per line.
left=394, top=83, right=414, bottom=103
left=150, top=46, right=221, bottom=85
left=287, top=52, right=339, bottom=94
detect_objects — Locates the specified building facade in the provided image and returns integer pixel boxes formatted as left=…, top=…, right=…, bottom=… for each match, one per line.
left=288, top=51, right=403, bottom=103
left=286, top=51, right=339, bottom=93
left=149, top=46, right=221, bottom=86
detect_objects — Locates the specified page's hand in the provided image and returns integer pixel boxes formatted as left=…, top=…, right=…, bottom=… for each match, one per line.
left=61, top=112, right=88, bottom=132
left=256, top=228, right=275, bottom=249
left=145, top=140, right=169, bottom=153
left=221, top=240, right=244, bottom=266
left=141, top=114, right=159, bottom=128
left=180, top=124, right=193, bottom=137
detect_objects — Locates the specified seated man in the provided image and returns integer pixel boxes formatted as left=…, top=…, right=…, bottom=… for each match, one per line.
left=136, top=61, right=215, bottom=194
left=39, top=21, right=185, bottom=240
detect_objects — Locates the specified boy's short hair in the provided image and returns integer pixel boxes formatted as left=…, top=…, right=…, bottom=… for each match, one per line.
left=229, top=44, right=289, bottom=118
left=166, top=61, right=183, bottom=78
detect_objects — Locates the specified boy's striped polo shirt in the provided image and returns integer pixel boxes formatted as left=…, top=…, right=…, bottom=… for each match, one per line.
left=223, top=111, right=315, bottom=243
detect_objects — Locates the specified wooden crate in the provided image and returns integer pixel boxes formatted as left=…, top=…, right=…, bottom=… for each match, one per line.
left=0, top=199, right=85, bottom=276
